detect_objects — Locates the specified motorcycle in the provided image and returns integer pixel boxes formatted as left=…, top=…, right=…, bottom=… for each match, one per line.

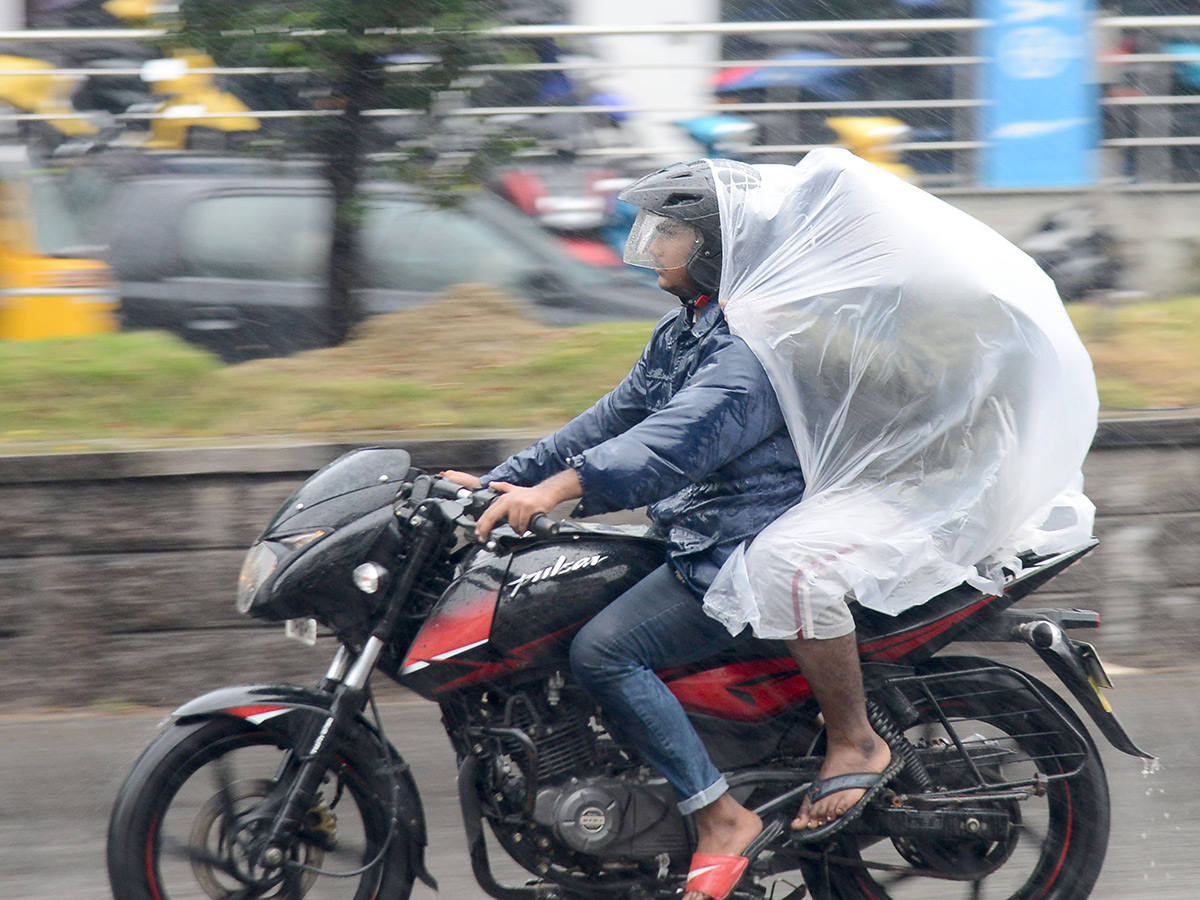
left=107, top=447, right=1151, bottom=900
left=1017, top=207, right=1122, bottom=303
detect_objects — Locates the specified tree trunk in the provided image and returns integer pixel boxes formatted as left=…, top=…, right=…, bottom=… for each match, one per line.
left=322, top=54, right=381, bottom=347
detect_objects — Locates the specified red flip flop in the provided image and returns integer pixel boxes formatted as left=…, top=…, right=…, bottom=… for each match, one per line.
left=685, top=853, right=749, bottom=900
left=684, top=818, right=784, bottom=899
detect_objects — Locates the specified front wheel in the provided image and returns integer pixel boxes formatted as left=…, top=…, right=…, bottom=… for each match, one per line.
left=107, top=715, right=414, bottom=900
left=803, top=656, right=1111, bottom=900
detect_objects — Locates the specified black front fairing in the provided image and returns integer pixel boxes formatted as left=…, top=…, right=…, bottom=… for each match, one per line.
left=394, top=528, right=665, bottom=698
left=263, top=447, right=412, bottom=538
left=246, top=448, right=413, bottom=633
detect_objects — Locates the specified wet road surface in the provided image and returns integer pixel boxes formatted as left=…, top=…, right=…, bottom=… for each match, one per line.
left=1, top=664, right=1195, bottom=900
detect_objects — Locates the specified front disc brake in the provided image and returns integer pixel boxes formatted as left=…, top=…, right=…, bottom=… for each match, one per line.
left=188, top=778, right=324, bottom=898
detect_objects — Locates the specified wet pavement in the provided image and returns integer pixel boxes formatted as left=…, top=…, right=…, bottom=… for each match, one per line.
left=1, top=665, right=1195, bottom=900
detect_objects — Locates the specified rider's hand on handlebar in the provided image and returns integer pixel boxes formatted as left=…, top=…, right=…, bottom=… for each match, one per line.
left=474, top=469, right=582, bottom=542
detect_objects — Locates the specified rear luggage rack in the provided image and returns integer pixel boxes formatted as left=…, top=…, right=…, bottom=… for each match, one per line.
left=882, top=665, right=1091, bottom=792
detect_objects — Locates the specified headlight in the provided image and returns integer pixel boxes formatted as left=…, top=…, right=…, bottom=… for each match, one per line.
left=235, top=529, right=327, bottom=613
left=236, top=542, right=278, bottom=613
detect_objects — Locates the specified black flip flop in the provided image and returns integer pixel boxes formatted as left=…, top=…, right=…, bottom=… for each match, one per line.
left=788, top=753, right=904, bottom=844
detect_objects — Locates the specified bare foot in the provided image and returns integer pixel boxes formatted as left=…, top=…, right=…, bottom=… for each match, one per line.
left=791, top=737, right=892, bottom=832
left=683, top=793, right=763, bottom=900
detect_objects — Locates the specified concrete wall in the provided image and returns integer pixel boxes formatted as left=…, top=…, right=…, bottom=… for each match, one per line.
left=938, top=184, right=1200, bottom=297
left=1, top=422, right=1197, bottom=712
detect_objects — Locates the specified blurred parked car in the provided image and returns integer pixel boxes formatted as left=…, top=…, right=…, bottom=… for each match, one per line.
left=82, top=172, right=673, bottom=361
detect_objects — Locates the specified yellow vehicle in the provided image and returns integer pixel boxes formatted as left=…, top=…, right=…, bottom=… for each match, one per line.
left=825, top=116, right=916, bottom=182
left=102, top=0, right=259, bottom=150
left=0, top=147, right=117, bottom=340
left=0, top=54, right=99, bottom=157
left=0, top=50, right=258, bottom=155
left=138, top=50, right=260, bottom=151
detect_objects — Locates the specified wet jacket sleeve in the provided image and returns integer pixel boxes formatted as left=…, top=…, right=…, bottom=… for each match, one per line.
left=482, top=335, right=658, bottom=488
left=568, top=340, right=787, bottom=516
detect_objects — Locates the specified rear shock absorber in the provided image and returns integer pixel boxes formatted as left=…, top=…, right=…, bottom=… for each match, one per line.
left=867, top=697, right=933, bottom=791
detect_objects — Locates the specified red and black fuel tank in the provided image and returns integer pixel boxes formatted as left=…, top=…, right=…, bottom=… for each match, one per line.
left=396, top=527, right=665, bottom=699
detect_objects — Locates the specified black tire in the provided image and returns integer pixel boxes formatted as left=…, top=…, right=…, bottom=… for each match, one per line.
left=107, top=715, right=415, bottom=900
left=803, top=656, right=1110, bottom=900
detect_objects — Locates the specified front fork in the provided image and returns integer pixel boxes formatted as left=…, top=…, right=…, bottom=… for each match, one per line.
left=257, top=489, right=450, bottom=869
left=257, top=639, right=387, bottom=867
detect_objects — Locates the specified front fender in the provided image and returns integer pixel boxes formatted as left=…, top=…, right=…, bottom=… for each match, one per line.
left=171, top=682, right=437, bottom=890
left=172, top=682, right=334, bottom=725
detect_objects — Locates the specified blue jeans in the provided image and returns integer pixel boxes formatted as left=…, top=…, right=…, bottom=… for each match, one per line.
left=569, top=564, right=748, bottom=815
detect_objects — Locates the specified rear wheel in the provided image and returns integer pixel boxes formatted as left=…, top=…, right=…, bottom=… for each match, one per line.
left=799, top=657, right=1110, bottom=900
left=107, top=715, right=414, bottom=900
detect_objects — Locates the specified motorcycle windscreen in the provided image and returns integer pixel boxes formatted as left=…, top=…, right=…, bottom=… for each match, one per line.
left=702, top=150, right=1098, bottom=638
left=265, top=448, right=411, bottom=534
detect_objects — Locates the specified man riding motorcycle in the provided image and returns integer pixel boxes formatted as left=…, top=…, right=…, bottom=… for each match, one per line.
left=446, top=150, right=1099, bottom=900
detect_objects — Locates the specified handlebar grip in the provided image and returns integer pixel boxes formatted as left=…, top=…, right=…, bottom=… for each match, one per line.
left=527, top=513, right=561, bottom=537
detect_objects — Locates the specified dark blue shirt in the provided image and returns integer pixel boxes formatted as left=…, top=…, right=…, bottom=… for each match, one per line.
left=484, top=301, right=806, bottom=592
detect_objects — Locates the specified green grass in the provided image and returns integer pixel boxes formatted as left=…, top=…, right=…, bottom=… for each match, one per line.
left=0, top=293, right=1196, bottom=452
left=0, top=300, right=654, bottom=449
left=1067, top=294, right=1200, bottom=413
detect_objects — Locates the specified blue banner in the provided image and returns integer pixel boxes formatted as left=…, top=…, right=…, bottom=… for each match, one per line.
left=980, top=0, right=1099, bottom=187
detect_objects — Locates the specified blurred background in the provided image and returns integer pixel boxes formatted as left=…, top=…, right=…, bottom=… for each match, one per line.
left=0, top=5, right=1198, bottom=899
left=0, top=0, right=1195, bottom=680
left=0, top=0, right=1196, bottom=361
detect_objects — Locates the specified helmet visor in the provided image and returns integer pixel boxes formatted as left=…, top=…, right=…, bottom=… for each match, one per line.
left=623, top=209, right=703, bottom=271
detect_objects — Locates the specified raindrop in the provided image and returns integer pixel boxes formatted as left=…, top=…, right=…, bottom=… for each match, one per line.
left=1142, top=757, right=1162, bottom=777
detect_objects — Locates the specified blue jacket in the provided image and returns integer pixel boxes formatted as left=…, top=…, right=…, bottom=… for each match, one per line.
left=484, top=301, right=806, bottom=592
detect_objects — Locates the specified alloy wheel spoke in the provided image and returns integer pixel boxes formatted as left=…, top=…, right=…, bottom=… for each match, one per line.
left=279, top=860, right=308, bottom=900
left=160, top=834, right=252, bottom=885
left=211, top=755, right=242, bottom=848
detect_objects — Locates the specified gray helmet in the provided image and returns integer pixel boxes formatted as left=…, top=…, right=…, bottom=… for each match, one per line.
left=618, top=161, right=722, bottom=294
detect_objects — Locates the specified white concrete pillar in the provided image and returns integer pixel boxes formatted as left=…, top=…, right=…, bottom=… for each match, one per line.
left=0, top=0, right=24, bottom=30
left=567, top=0, right=720, bottom=162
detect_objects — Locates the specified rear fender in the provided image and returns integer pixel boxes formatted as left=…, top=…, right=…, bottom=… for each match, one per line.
left=171, top=683, right=437, bottom=890
left=1014, top=620, right=1154, bottom=760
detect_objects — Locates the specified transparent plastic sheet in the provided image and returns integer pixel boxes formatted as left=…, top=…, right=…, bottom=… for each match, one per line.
left=702, top=149, right=1098, bottom=638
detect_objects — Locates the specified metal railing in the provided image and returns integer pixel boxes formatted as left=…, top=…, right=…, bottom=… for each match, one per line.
left=0, top=15, right=1197, bottom=185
